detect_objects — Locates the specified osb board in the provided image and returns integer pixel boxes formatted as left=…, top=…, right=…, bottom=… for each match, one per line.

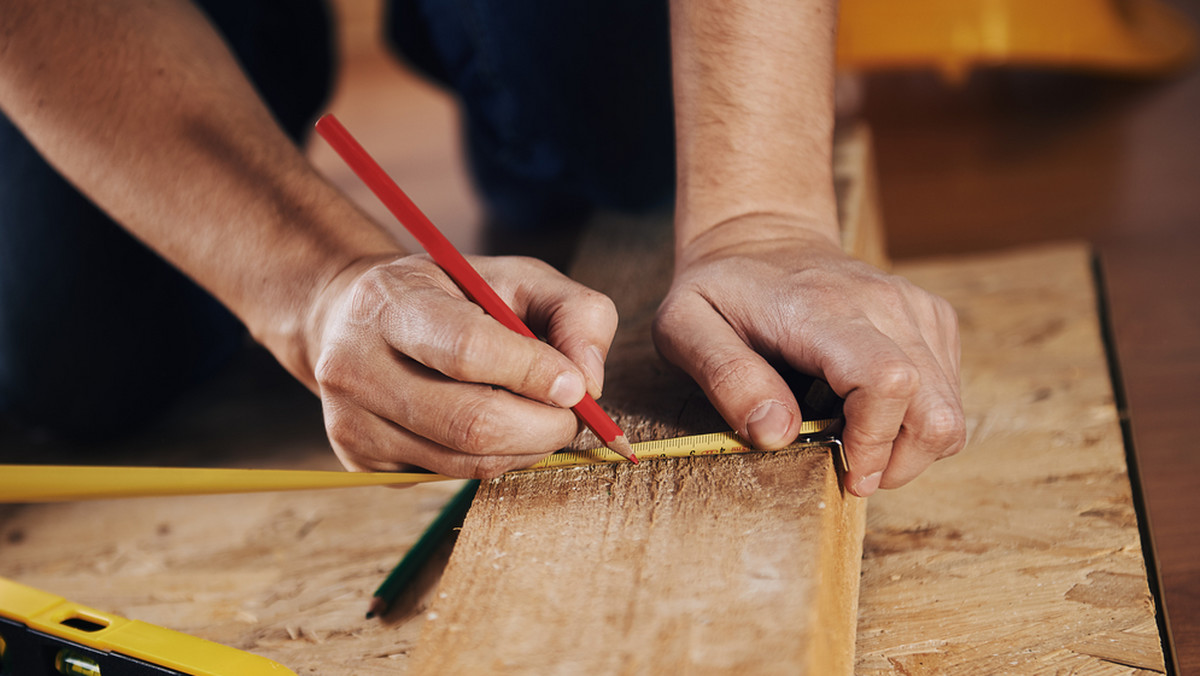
left=0, top=472, right=470, bottom=674
left=856, top=242, right=1165, bottom=674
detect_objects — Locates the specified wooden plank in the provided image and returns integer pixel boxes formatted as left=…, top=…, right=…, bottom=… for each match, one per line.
left=408, top=124, right=879, bottom=674
left=856, top=243, right=1165, bottom=674
left=410, top=449, right=861, bottom=674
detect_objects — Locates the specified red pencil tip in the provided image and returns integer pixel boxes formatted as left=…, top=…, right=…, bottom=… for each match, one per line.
left=607, top=435, right=637, bottom=464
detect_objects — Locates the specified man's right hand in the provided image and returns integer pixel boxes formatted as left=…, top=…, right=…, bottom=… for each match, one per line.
left=305, top=253, right=619, bottom=478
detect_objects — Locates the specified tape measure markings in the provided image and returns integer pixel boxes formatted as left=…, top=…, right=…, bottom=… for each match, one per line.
left=0, top=419, right=843, bottom=502
left=519, top=418, right=843, bottom=473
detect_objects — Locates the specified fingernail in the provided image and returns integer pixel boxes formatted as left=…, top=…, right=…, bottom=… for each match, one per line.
left=550, top=371, right=586, bottom=408
left=746, top=401, right=793, bottom=448
left=853, top=471, right=883, bottom=497
left=583, top=345, right=606, bottom=395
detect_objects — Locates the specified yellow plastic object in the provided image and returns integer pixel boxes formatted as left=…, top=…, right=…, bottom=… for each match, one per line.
left=0, top=419, right=841, bottom=503
left=837, top=0, right=1198, bottom=81
left=0, top=465, right=449, bottom=502
left=55, top=649, right=103, bottom=676
left=0, top=577, right=295, bottom=675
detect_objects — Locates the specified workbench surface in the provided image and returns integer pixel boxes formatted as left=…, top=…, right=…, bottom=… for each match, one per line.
left=0, top=242, right=1163, bottom=674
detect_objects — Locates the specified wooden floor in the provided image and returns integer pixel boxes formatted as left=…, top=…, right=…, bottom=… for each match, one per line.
left=3, top=0, right=1197, bottom=670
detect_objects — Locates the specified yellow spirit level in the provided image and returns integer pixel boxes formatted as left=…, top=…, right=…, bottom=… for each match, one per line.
left=0, top=577, right=293, bottom=675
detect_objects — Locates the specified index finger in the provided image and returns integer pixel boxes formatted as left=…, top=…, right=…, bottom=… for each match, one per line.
left=384, top=289, right=592, bottom=409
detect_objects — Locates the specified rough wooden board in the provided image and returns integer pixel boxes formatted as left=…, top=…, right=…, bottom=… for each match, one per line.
left=411, top=449, right=860, bottom=674
left=856, top=243, right=1165, bottom=674
left=409, top=125, right=879, bottom=674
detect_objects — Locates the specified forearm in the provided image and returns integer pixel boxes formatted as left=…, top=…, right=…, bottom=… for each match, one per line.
left=0, top=0, right=404, bottom=384
left=669, top=0, right=839, bottom=260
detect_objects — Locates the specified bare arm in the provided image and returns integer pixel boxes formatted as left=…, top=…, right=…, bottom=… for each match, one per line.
left=670, top=0, right=839, bottom=250
left=0, top=0, right=616, bottom=476
left=0, top=0, right=393, bottom=378
left=658, top=0, right=965, bottom=495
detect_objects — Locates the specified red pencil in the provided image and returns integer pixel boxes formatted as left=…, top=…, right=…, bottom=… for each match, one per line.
left=315, top=114, right=637, bottom=465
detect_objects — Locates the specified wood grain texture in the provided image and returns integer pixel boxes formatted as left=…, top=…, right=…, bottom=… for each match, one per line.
left=857, top=243, right=1165, bottom=674
left=412, top=449, right=860, bottom=675
left=408, top=125, right=880, bottom=675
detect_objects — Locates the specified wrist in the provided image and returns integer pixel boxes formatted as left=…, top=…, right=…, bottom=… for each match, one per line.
left=674, top=210, right=842, bottom=271
left=233, top=188, right=407, bottom=389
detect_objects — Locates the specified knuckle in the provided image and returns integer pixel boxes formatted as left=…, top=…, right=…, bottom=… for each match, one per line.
left=580, top=289, right=618, bottom=326
left=443, top=329, right=492, bottom=381
left=872, top=360, right=921, bottom=399
left=702, top=352, right=761, bottom=402
left=650, top=308, right=676, bottom=348
left=346, top=270, right=391, bottom=325
left=651, top=293, right=689, bottom=340
left=933, top=295, right=958, bottom=324
left=447, top=392, right=504, bottom=454
left=503, top=254, right=552, bottom=274
left=927, top=295, right=961, bottom=335
left=322, top=404, right=361, bottom=454
left=861, top=273, right=911, bottom=305
left=313, top=346, right=354, bottom=392
left=918, top=404, right=967, bottom=456
left=460, top=454, right=513, bottom=480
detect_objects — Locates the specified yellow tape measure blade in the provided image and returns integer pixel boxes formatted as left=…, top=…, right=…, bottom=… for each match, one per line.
left=525, top=418, right=842, bottom=473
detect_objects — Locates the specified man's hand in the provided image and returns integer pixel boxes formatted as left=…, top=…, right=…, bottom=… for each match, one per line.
left=653, top=217, right=965, bottom=496
left=1, top=0, right=621, bottom=477
left=307, top=254, right=618, bottom=478
left=665, top=0, right=963, bottom=494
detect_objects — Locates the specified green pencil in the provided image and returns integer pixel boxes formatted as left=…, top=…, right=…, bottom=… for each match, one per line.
left=365, top=479, right=480, bottom=619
